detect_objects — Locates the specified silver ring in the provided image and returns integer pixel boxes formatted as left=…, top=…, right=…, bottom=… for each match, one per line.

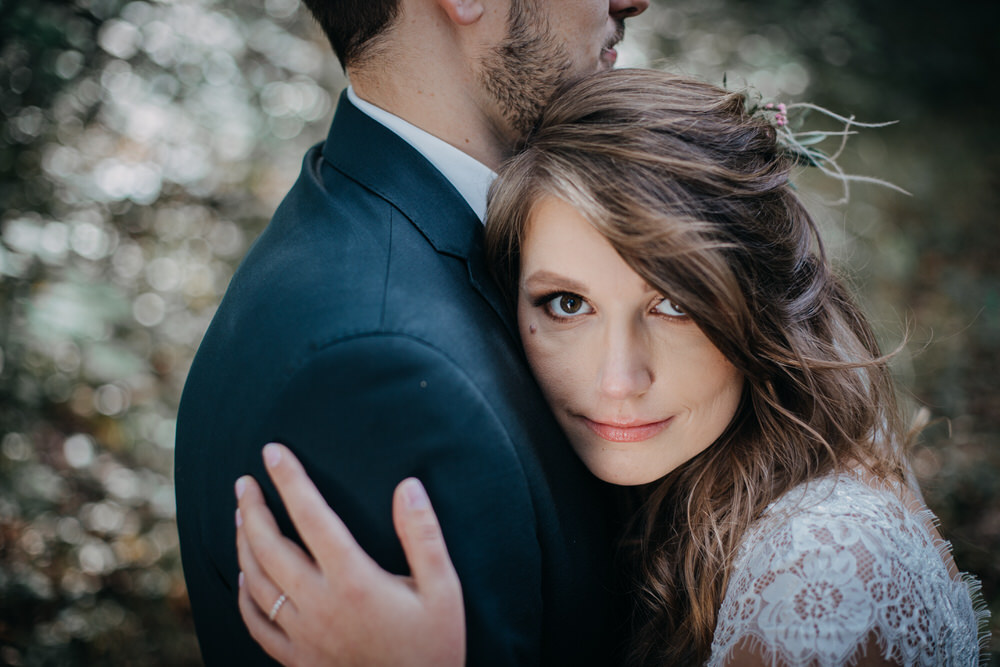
left=268, top=593, right=288, bottom=621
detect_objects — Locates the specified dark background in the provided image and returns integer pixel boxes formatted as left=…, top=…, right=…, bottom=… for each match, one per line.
left=1, top=0, right=997, bottom=663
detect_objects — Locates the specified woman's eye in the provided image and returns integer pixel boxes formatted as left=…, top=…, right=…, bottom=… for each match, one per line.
left=546, top=293, right=592, bottom=318
left=653, top=297, right=687, bottom=317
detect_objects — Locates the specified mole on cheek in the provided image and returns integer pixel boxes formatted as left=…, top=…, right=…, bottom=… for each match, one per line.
left=529, top=323, right=537, bottom=334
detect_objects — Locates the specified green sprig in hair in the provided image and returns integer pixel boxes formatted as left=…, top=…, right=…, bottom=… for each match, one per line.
left=746, top=94, right=910, bottom=204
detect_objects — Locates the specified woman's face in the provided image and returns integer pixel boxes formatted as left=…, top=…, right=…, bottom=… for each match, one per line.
left=517, top=196, right=744, bottom=486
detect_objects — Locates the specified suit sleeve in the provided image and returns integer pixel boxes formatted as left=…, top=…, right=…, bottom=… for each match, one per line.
left=262, top=333, right=544, bottom=666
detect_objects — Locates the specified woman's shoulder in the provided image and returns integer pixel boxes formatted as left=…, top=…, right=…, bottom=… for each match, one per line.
left=706, top=472, right=987, bottom=667
left=745, top=473, right=927, bottom=557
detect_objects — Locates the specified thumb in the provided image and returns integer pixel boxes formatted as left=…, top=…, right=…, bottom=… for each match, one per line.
left=392, top=478, right=461, bottom=599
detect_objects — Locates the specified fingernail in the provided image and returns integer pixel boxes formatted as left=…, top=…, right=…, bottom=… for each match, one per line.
left=263, top=443, right=282, bottom=468
left=235, top=508, right=242, bottom=528
left=238, top=571, right=244, bottom=588
left=403, top=478, right=429, bottom=510
left=235, top=476, right=247, bottom=500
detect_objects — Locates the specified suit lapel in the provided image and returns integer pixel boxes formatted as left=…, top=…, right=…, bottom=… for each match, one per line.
left=322, top=93, right=518, bottom=342
left=463, top=229, right=519, bottom=342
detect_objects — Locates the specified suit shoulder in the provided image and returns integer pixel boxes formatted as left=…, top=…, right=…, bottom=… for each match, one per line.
left=284, top=331, right=490, bottom=397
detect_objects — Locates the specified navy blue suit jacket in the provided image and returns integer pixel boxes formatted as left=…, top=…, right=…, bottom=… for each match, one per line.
left=175, top=94, right=618, bottom=665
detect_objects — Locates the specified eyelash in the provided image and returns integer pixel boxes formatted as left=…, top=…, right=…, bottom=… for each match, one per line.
left=533, top=292, right=591, bottom=320
left=654, top=297, right=687, bottom=318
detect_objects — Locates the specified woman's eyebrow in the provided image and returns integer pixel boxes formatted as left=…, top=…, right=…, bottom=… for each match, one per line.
left=521, top=270, right=589, bottom=295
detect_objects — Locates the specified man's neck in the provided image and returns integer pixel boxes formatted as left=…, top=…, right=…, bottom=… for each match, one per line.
left=346, top=7, right=514, bottom=172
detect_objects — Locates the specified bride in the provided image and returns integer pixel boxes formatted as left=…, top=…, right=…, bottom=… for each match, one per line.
left=231, top=69, right=986, bottom=665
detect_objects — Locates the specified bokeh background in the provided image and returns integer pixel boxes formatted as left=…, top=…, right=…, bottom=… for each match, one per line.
left=1, top=0, right=997, bottom=663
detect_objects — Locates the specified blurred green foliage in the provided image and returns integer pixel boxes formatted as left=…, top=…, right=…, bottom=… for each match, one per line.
left=0, top=0, right=342, bottom=662
left=1, top=0, right=996, bottom=663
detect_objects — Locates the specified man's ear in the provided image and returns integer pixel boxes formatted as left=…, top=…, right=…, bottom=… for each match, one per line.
left=436, top=0, right=485, bottom=26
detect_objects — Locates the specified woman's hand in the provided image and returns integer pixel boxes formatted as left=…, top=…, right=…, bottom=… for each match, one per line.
left=235, top=443, right=465, bottom=667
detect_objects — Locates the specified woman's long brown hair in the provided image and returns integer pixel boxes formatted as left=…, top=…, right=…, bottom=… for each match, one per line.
left=485, top=69, right=910, bottom=665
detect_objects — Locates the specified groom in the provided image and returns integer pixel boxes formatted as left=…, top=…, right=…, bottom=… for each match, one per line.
left=175, top=0, right=649, bottom=664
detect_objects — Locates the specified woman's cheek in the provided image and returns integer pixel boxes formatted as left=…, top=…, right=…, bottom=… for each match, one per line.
left=523, top=325, right=571, bottom=398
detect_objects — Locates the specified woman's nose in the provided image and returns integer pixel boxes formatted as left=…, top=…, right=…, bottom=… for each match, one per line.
left=610, top=0, right=650, bottom=19
left=597, top=332, right=653, bottom=400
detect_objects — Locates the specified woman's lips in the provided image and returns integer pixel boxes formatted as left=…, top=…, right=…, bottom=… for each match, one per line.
left=582, top=417, right=673, bottom=443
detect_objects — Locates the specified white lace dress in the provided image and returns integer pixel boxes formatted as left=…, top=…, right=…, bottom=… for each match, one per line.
left=706, top=473, right=987, bottom=666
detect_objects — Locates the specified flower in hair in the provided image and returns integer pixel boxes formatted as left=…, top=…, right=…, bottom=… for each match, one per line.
left=764, top=102, right=788, bottom=126
left=749, top=95, right=908, bottom=204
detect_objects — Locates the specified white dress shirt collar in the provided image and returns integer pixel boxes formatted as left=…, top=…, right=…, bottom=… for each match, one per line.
left=346, top=86, right=496, bottom=223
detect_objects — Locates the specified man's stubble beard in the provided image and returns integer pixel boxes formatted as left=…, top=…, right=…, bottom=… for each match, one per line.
left=477, top=0, right=578, bottom=141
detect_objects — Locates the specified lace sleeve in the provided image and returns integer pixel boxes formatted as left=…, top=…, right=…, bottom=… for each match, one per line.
left=705, top=476, right=985, bottom=667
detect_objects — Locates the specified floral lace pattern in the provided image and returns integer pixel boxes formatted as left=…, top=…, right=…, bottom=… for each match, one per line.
left=706, top=474, right=987, bottom=666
